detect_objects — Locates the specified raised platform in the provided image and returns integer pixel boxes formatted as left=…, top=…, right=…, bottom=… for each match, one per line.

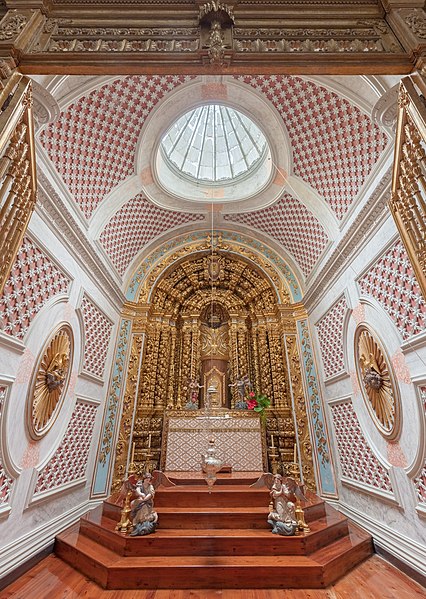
left=55, top=472, right=373, bottom=589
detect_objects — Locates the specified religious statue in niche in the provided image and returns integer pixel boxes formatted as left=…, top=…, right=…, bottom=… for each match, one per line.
left=27, top=323, right=73, bottom=440
left=184, top=378, right=203, bottom=410
left=198, top=1, right=234, bottom=66
left=229, top=374, right=252, bottom=409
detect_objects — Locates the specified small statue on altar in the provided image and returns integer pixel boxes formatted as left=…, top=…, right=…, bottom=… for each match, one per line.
left=129, top=472, right=158, bottom=536
left=184, top=378, right=203, bottom=410
left=229, top=374, right=251, bottom=408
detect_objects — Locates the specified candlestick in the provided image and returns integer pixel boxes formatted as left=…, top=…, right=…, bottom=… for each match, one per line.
left=293, top=443, right=297, bottom=464
left=270, top=434, right=275, bottom=448
left=148, top=433, right=152, bottom=448
left=130, top=442, right=135, bottom=464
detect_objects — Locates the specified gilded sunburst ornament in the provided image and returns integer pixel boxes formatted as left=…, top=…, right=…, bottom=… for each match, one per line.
left=27, top=324, right=73, bottom=439
left=355, top=324, right=401, bottom=440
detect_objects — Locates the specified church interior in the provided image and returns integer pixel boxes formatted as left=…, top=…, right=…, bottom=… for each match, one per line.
left=0, top=0, right=425, bottom=595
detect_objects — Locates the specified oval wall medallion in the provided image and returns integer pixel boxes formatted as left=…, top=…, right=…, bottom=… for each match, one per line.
left=27, top=323, right=74, bottom=440
left=354, top=324, right=401, bottom=440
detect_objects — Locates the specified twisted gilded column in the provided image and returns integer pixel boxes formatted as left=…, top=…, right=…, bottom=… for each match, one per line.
left=166, top=326, right=177, bottom=409
left=268, top=324, right=288, bottom=409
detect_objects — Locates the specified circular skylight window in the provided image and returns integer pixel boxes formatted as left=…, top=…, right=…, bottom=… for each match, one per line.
left=160, top=105, right=268, bottom=184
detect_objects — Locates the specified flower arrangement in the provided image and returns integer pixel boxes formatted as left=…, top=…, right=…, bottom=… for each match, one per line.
left=246, top=390, right=271, bottom=421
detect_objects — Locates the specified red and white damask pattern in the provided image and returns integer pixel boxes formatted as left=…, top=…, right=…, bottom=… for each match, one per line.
left=99, top=195, right=206, bottom=276
left=330, top=400, right=393, bottom=492
left=0, top=386, right=13, bottom=507
left=236, top=76, right=388, bottom=221
left=80, top=294, right=113, bottom=379
left=413, top=385, right=426, bottom=506
left=224, top=192, right=328, bottom=276
left=34, top=400, right=98, bottom=495
left=0, top=237, right=71, bottom=340
left=39, top=75, right=193, bottom=219
left=358, top=240, right=426, bottom=340
left=316, top=295, right=348, bottom=378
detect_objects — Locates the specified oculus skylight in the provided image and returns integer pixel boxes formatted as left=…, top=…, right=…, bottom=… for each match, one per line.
left=160, top=105, right=268, bottom=184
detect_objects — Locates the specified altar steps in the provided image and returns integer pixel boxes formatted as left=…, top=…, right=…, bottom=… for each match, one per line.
left=54, top=478, right=373, bottom=589
left=55, top=521, right=372, bottom=590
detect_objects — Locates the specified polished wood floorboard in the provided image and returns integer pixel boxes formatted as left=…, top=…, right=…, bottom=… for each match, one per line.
left=2, top=554, right=425, bottom=599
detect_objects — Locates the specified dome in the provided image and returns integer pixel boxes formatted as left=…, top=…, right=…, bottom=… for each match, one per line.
left=160, top=104, right=268, bottom=185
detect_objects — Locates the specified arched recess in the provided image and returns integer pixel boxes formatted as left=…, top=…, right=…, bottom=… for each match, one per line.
left=109, top=235, right=318, bottom=495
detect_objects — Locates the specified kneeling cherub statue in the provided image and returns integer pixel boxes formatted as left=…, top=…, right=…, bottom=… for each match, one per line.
left=129, top=472, right=158, bottom=536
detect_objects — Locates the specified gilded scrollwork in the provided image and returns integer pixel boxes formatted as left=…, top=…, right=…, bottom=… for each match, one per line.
left=112, top=334, right=143, bottom=492
left=27, top=323, right=73, bottom=440
left=284, top=334, right=315, bottom=492
left=355, top=325, right=401, bottom=440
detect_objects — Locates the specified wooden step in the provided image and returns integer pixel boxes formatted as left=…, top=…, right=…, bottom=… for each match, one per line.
left=79, top=506, right=349, bottom=557
left=165, top=471, right=261, bottom=486
left=104, top=499, right=326, bottom=530
left=55, top=523, right=372, bottom=589
left=154, top=485, right=271, bottom=508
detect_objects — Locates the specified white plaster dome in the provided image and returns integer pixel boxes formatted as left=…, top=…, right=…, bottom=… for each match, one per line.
left=155, top=103, right=273, bottom=203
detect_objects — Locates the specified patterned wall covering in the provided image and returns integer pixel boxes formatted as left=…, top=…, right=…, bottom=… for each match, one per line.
left=0, top=237, right=71, bottom=340
left=236, top=75, right=388, bottom=221
left=330, top=400, right=393, bottom=493
left=34, top=400, right=98, bottom=496
left=413, top=385, right=426, bottom=507
left=99, top=195, right=206, bottom=276
left=224, top=192, right=329, bottom=277
left=316, top=295, right=348, bottom=378
left=39, top=75, right=193, bottom=219
left=165, top=416, right=263, bottom=471
left=0, top=386, right=13, bottom=508
left=80, top=293, right=113, bottom=379
left=358, top=240, right=426, bottom=340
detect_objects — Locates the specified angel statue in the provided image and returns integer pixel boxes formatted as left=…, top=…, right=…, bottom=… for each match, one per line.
left=251, top=473, right=306, bottom=536
left=229, top=374, right=252, bottom=408
left=117, top=470, right=174, bottom=536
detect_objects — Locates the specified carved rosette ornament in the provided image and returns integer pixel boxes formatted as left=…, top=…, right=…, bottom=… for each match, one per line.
left=354, top=325, right=401, bottom=440
left=27, top=324, right=73, bottom=440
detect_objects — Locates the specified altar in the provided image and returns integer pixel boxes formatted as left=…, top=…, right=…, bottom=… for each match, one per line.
left=162, top=412, right=265, bottom=471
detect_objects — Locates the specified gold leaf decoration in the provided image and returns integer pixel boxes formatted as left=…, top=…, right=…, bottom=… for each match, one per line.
left=355, top=324, right=401, bottom=440
left=27, top=324, right=73, bottom=439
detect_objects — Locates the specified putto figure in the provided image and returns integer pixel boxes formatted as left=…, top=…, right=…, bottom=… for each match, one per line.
left=251, top=472, right=306, bottom=536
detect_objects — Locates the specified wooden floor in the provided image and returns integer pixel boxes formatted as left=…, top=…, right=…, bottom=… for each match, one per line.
left=2, top=554, right=425, bottom=599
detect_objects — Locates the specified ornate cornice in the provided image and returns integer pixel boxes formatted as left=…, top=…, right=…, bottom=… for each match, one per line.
left=303, top=166, right=392, bottom=312
left=36, top=170, right=125, bottom=311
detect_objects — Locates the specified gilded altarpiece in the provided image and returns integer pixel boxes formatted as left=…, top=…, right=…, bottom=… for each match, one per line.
left=111, top=246, right=321, bottom=495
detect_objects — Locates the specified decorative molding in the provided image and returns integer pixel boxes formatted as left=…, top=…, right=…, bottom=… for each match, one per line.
left=35, top=171, right=125, bottom=311
left=296, top=318, right=337, bottom=497
left=0, top=498, right=100, bottom=579
left=338, top=501, right=426, bottom=578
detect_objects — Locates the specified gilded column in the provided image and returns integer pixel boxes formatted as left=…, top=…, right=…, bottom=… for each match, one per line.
left=111, top=334, right=143, bottom=492
left=283, top=333, right=316, bottom=491
left=268, top=324, right=288, bottom=409
left=229, top=321, right=239, bottom=407
left=178, top=321, right=192, bottom=407
left=154, top=324, right=169, bottom=410
left=166, top=326, right=177, bottom=409
left=257, top=323, right=273, bottom=400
